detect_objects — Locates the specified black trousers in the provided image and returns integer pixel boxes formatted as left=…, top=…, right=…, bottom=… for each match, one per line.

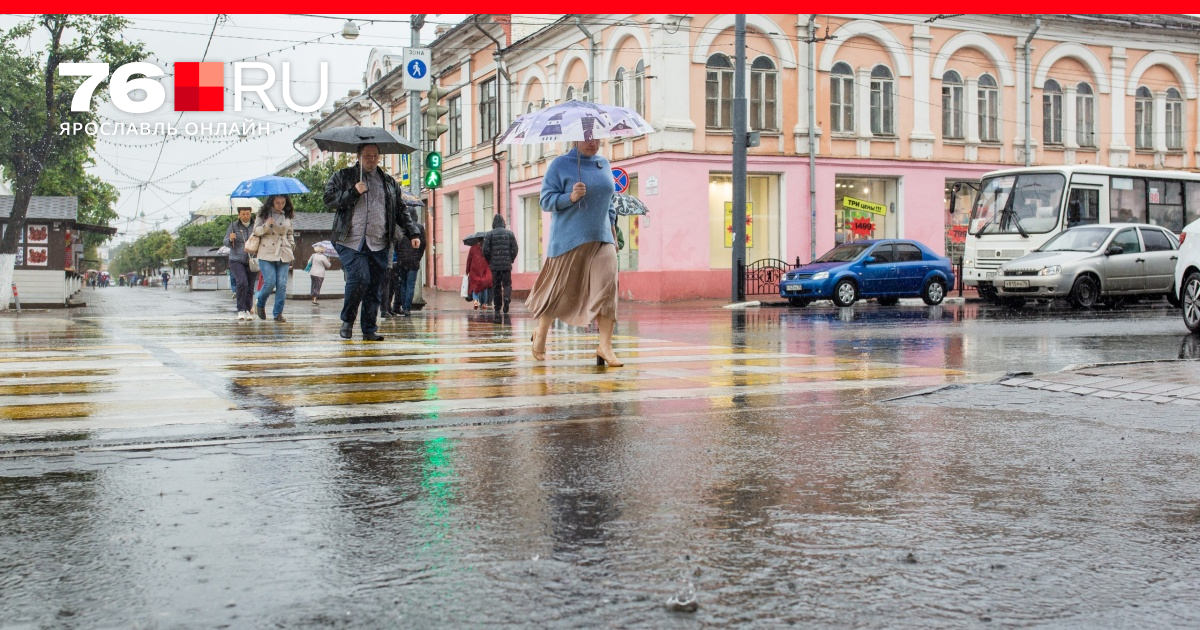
left=491, top=269, right=512, bottom=310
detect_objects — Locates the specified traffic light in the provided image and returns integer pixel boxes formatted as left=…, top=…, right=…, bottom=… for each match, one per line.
left=423, top=82, right=449, bottom=143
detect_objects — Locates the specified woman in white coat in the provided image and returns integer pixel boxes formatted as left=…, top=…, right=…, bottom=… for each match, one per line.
left=253, top=194, right=295, bottom=321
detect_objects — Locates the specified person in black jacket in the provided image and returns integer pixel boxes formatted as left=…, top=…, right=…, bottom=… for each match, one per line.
left=324, top=144, right=420, bottom=341
left=392, top=210, right=427, bottom=317
left=482, top=213, right=519, bottom=313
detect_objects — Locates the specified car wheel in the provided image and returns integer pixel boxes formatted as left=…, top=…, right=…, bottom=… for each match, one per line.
left=1183, top=271, right=1200, bottom=333
left=922, top=278, right=947, bottom=306
left=788, top=297, right=811, bottom=308
left=876, top=296, right=900, bottom=306
left=1069, top=275, right=1100, bottom=309
left=831, top=278, right=858, bottom=307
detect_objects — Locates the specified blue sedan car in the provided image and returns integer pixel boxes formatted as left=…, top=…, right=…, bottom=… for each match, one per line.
left=779, top=239, right=955, bottom=307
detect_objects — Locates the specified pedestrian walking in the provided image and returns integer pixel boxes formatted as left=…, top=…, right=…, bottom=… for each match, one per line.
left=161, top=270, right=170, bottom=290
left=306, top=244, right=331, bottom=305
left=324, top=143, right=420, bottom=341
left=392, top=217, right=426, bottom=317
left=527, top=138, right=622, bottom=366
left=482, top=214, right=518, bottom=314
left=465, top=241, right=492, bottom=310
left=224, top=206, right=258, bottom=320
left=253, top=195, right=295, bottom=322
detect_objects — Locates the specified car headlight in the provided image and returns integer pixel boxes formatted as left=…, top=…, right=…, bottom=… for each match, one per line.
left=811, top=271, right=829, bottom=281
left=1038, top=265, right=1061, bottom=276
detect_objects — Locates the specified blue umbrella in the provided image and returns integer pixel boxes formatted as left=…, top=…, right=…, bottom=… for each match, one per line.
left=231, top=175, right=310, bottom=198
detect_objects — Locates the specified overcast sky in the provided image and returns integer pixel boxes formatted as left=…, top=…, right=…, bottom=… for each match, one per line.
left=0, top=13, right=465, bottom=242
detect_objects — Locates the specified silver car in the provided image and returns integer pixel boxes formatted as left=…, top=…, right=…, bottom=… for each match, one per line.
left=994, top=223, right=1181, bottom=308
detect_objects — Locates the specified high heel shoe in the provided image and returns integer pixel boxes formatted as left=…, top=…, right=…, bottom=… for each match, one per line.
left=531, top=333, right=546, bottom=361
left=595, top=348, right=624, bottom=367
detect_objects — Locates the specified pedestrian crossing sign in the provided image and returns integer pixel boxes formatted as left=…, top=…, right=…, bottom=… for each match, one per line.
left=400, top=154, right=410, bottom=187
left=424, top=169, right=442, bottom=189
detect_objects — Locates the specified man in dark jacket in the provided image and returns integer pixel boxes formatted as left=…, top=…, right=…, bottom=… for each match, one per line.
left=482, top=213, right=518, bottom=313
left=324, top=144, right=420, bottom=341
left=392, top=210, right=427, bottom=317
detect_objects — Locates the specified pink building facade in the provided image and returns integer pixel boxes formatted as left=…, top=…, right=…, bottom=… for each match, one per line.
left=296, top=14, right=1200, bottom=301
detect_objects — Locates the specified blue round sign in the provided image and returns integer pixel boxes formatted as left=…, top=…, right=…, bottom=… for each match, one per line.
left=612, top=167, right=629, bottom=193
left=407, top=59, right=427, bottom=79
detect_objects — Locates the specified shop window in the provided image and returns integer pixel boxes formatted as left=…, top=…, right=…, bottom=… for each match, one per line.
left=945, top=179, right=976, bottom=260
left=708, top=173, right=780, bottom=268
left=836, top=177, right=898, bottom=244
left=616, top=177, right=639, bottom=271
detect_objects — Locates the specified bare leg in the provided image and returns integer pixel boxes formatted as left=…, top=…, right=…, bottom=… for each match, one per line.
left=595, top=315, right=623, bottom=367
left=532, top=315, right=552, bottom=361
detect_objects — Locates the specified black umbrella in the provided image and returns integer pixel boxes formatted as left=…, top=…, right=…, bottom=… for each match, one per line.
left=311, top=126, right=418, bottom=155
left=463, top=231, right=487, bottom=246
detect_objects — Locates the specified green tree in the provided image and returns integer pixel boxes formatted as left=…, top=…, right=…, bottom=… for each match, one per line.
left=172, top=216, right=232, bottom=260
left=109, top=230, right=172, bottom=277
left=291, top=155, right=351, bottom=213
left=0, top=15, right=147, bottom=306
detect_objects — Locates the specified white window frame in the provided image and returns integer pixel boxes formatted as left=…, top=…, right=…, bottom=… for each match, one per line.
left=1043, top=79, right=1063, bottom=145
left=978, top=73, right=999, bottom=143
left=942, top=70, right=964, bottom=140
left=830, top=62, right=854, bottom=134
left=1135, top=86, right=1153, bottom=150
left=869, top=65, right=895, bottom=136
left=749, top=56, right=778, bottom=132
left=705, top=53, right=734, bottom=129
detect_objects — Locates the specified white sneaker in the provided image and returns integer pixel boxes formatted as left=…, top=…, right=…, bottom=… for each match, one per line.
left=238, top=311, right=249, bottom=320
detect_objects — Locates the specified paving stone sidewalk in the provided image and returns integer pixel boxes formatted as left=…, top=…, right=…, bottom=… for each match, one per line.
left=1001, top=359, right=1200, bottom=406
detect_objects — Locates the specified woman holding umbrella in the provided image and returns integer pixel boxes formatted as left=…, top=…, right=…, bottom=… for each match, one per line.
left=253, top=194, right=296, bottom=321
left=529, top=138, right=622, bottom=366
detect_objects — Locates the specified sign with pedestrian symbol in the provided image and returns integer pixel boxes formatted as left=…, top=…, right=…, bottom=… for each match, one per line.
left=403, top=47, right=431, bottom=91
left=612, top=167, right=629, bottom=193
left=424, top=169, right=442, bottom=189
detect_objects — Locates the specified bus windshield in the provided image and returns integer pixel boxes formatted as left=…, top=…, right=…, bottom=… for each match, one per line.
left=969, top=173, right=1066, bottom=236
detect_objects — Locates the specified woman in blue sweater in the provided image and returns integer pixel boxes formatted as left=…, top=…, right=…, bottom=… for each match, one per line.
left=527, top=139, right=622, bottom=367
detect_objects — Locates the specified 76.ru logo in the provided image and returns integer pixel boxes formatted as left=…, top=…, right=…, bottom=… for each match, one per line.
left=61, top=61, right=327, bottom=113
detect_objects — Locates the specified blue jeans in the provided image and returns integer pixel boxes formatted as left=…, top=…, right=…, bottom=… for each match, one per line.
left=255, top=260, right=290, bottom=318
left=397, top=268, right=419, bottom=312
left=335, top=242, right=388, bottom=334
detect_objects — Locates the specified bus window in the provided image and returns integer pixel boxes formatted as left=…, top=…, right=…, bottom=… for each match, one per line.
left=1187, top=182, right=1200, bottom=228
left=1067, top=188, right=1100, bottom=228
left=1148, top=180, right=1184, bottom=232
left=1110, top=177, right=1147, bottom=223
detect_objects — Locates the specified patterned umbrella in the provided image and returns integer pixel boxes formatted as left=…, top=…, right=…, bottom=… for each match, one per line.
left=497, top=100, right=654, bottom=145
left=610, top=193, right=649, bottom=216
left=230, top=175, right=310, bottom=198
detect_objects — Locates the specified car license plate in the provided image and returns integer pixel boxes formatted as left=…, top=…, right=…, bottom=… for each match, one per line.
left=985, top=272, right=996, bottom=280
left=1004, top=280, right=1029, bottom=288
left=785, top=286, right=801, bottom=293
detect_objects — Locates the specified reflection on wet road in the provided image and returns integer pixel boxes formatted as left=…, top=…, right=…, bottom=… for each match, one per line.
left=1, top=290, right=1198, bottom=627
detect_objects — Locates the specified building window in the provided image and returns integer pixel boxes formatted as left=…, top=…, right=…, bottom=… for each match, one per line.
left=447, top=95, right=463, bottom=154
left=870, top=65, right=894, bottom=136
left=396, top=119, right=408, bottom=142
left=830, top=61, right=854, bottom=133
left=1076, top=83, right=1095, bottom=147
left=1166, top=87, right=1184, bottom=150
left=1043, top=79, right=1063, bottom=145
left=479, top=78, right=498, bottom=142
left=705, top=53, right=733, bottom=129
left=749, top=56, right=778, bottom=132
left=522, top=195, right=543, bottom=272
left=523, top=102, right=535, bottom=163
left=978, top=73, right=999, bottom=142
left=475, top=183, right=493, bottom=232
left=445, top=192, right=460, bottom=275
left=582, top=79, right=591, bottom=103
left=1135, top=86, right=1153, bottom=150
left=565, top=86, right=575, bottom=101
left=613, top=67, right=625, bottom=108
left=942, top=70, right=964, bottom=139
left=634, top=60, right=646, bottom=117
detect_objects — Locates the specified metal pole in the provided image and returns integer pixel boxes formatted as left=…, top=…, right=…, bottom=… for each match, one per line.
left=731, top=15, right=748, bottom=303
left=1023, top=17, right=1041, bottom=167
left=410, top=14, right=426, bottom=308
left=807, top=16, right=818, bottom=263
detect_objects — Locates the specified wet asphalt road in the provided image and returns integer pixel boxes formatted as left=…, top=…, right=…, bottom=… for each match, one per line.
left=2, top=288, right=1199, bottom=627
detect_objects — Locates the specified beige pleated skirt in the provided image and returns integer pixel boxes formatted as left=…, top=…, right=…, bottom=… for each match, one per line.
left=525, top=241, right=618, bottom=327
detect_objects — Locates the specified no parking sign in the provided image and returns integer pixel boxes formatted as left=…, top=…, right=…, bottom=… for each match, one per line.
left=611, top=167, right=629, bottom=193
